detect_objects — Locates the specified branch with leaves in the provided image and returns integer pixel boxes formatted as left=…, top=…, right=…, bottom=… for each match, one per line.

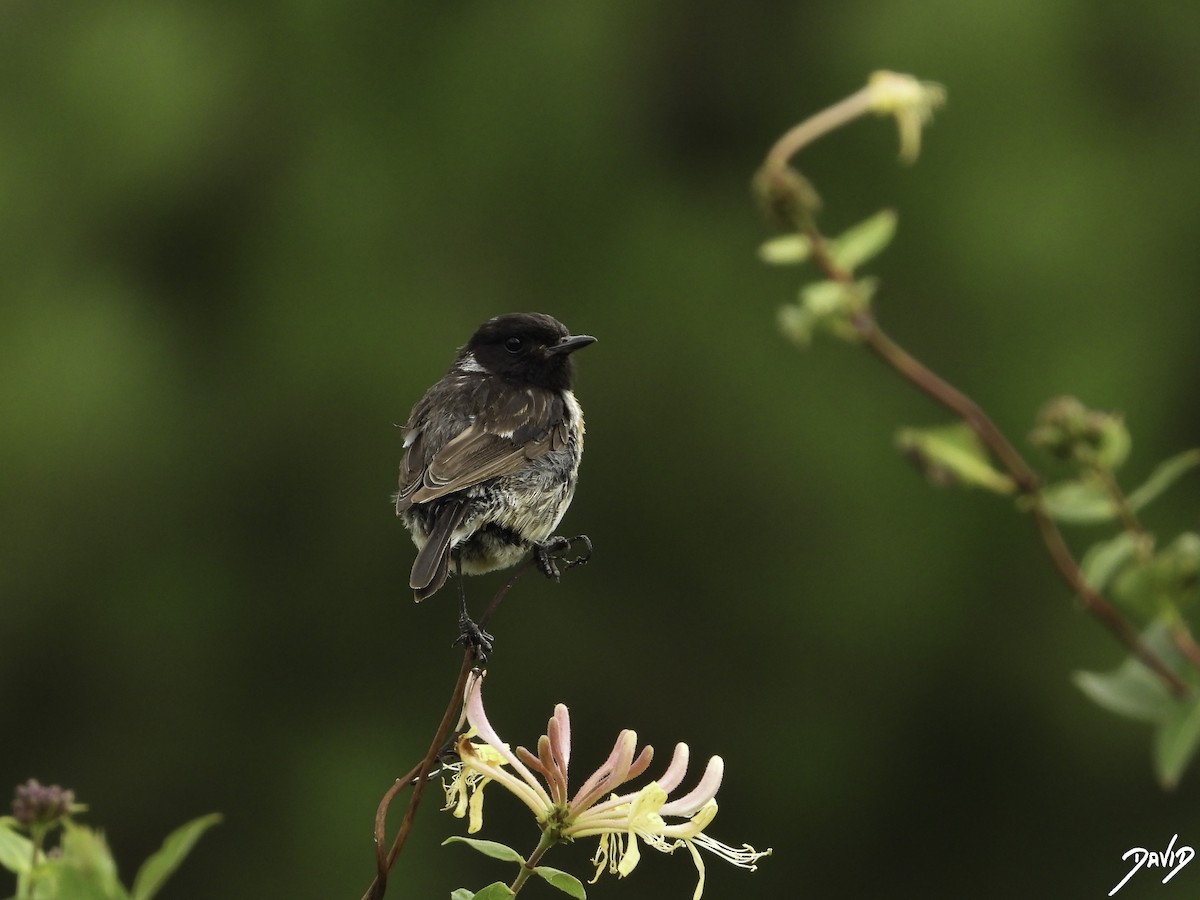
left=753, top=71, right=1200, bottom=788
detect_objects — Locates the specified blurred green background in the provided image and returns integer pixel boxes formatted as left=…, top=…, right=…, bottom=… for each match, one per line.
left=4, top=2, right=1200, bottom=898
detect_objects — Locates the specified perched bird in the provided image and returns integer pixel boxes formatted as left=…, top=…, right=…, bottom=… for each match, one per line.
left=395, top=312, right=594, bottom=649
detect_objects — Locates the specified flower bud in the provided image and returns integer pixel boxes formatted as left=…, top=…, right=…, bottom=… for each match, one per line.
left=1030, top=396, right=1130, bottom=470
left=12, top=779, right=75, bottom=829
left=752, top=165, right=822, bottom=229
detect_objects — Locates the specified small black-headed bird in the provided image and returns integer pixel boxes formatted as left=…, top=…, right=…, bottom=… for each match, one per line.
left=395, top=312, right=594, bottom=650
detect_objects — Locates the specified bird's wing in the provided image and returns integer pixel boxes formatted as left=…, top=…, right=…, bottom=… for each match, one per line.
left=396, top=384, right=567, bottom=512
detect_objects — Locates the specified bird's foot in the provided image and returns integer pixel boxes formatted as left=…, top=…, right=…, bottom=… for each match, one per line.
left=454, top=613, right=494, bottom=662
left=533, top=534, right=593, bottom=582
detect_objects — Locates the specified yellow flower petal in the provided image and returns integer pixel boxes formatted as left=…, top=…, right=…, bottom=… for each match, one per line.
left=685, top=839, right=707, bottom=900
left=617, top=831, right=641, bottom=877
left=467, top=778, right=487, bottom=834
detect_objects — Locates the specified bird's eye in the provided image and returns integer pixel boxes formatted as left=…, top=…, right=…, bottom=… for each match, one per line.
left=504, top=337, right=523, bottom=353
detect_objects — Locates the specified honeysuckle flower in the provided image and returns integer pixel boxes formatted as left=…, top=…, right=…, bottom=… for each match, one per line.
left=441, top=729, right=510, bottom=834
left=443, top=673, right=771, bottom=899
left=866, top=70, right=946, bottom=163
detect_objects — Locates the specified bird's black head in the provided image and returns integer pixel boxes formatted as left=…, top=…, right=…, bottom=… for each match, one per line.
left=462, top=312, right=595, bottom=391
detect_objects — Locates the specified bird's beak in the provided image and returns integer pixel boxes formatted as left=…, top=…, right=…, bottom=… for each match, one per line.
left=549, top=334, right=597, bottom=355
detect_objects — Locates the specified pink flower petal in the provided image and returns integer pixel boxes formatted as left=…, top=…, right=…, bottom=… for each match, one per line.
left=661, top=756, right=724, bottom=817
left=570, top=729, right=639, bottom=813
left=550, top=704, right=571, bottom=774
left=656, top=743, right=691, bottom=793
left=462, top=675, right=552, bottom=810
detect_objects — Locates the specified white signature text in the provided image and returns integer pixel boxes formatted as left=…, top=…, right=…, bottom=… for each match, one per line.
left=1110, top=833, right=1194, bottom=896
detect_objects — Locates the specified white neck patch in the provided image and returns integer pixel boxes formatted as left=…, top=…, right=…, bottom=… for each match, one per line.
left=457, top=352, right=486, bottom=374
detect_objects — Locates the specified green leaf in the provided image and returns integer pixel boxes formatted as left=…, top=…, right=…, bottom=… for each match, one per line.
left=1073, top=621, right=1181, bottom=724
left=1166, top=533, right=1200, bottom=611
left=1036, top=478, right=1116, bottom=524
left=757, top=234, right=812, bottom=265
left=1093, top=417, right=1131, bottom=471
left=779, top=278, right=877, bottom=348
left=451, top=890, right=475, bottom=900
left=1074, top=662, right=1177, bottom=725
left=130, top=813, right=221, bottom=900
left=1155, top=697, right=1200, bottom=789
left=0, top=820, right=33, bottom=875
left=1080, top=532, right=1141, bottom=592
left=442, top=837, right=525, bottom=865
left=1074, top=619, right=1200, bottom=787
left=826, top=209, right=897, bottom=271
left=55, top=824, right=128, bottom=900
left=1111, top=566, right=1166, bottom=620
left=1113, top=532, right=1200, bottom=618
left=1128, top=448, right=1200, bottom=513
left=777, top=304, right=815, bottom=346
left=40, top=862, right=128, bottom=900
left=801, top=278, right=878, bottom=341
left=471, top=883, right=516, bottom=900
left=799, top=279, right=856, bottom=316
left=895, top=422, right=1016, bottom=494
left=534, top=866, right=587, bottom=899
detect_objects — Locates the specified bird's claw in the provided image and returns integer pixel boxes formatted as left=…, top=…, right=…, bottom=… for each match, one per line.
left=533, top=534, right=593, bottom=581
left=454, top=614, right=494, bottom=661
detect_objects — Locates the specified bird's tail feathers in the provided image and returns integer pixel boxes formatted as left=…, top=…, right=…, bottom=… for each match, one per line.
left=410, top=500, right=468, bottom=601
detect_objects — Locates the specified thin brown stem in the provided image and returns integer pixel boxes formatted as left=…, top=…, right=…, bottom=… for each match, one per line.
left=855, top=314, right=1186, bottom=697
left=763, top=88, right=873, bottom=174
left=372, top=772, right=417, bottom=875
left=805, top=222, right=1033, bottom=488
left=1171, top=621, right=1200, bottom=672
left=480, top=556, right=538, bottom=629
left=761, top=85, right=1189, bottom=697
left=856, top=317, right=1038, bottom=493
left=361, top=559, right=541, bottom=900
left=1029, top=502, right=1186, bottom=694
left=362, top=655, right=473, bottom=900
left=1089, top=465, right=1150, bottom=549
left=794, top=216, right=1188, bottom=697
